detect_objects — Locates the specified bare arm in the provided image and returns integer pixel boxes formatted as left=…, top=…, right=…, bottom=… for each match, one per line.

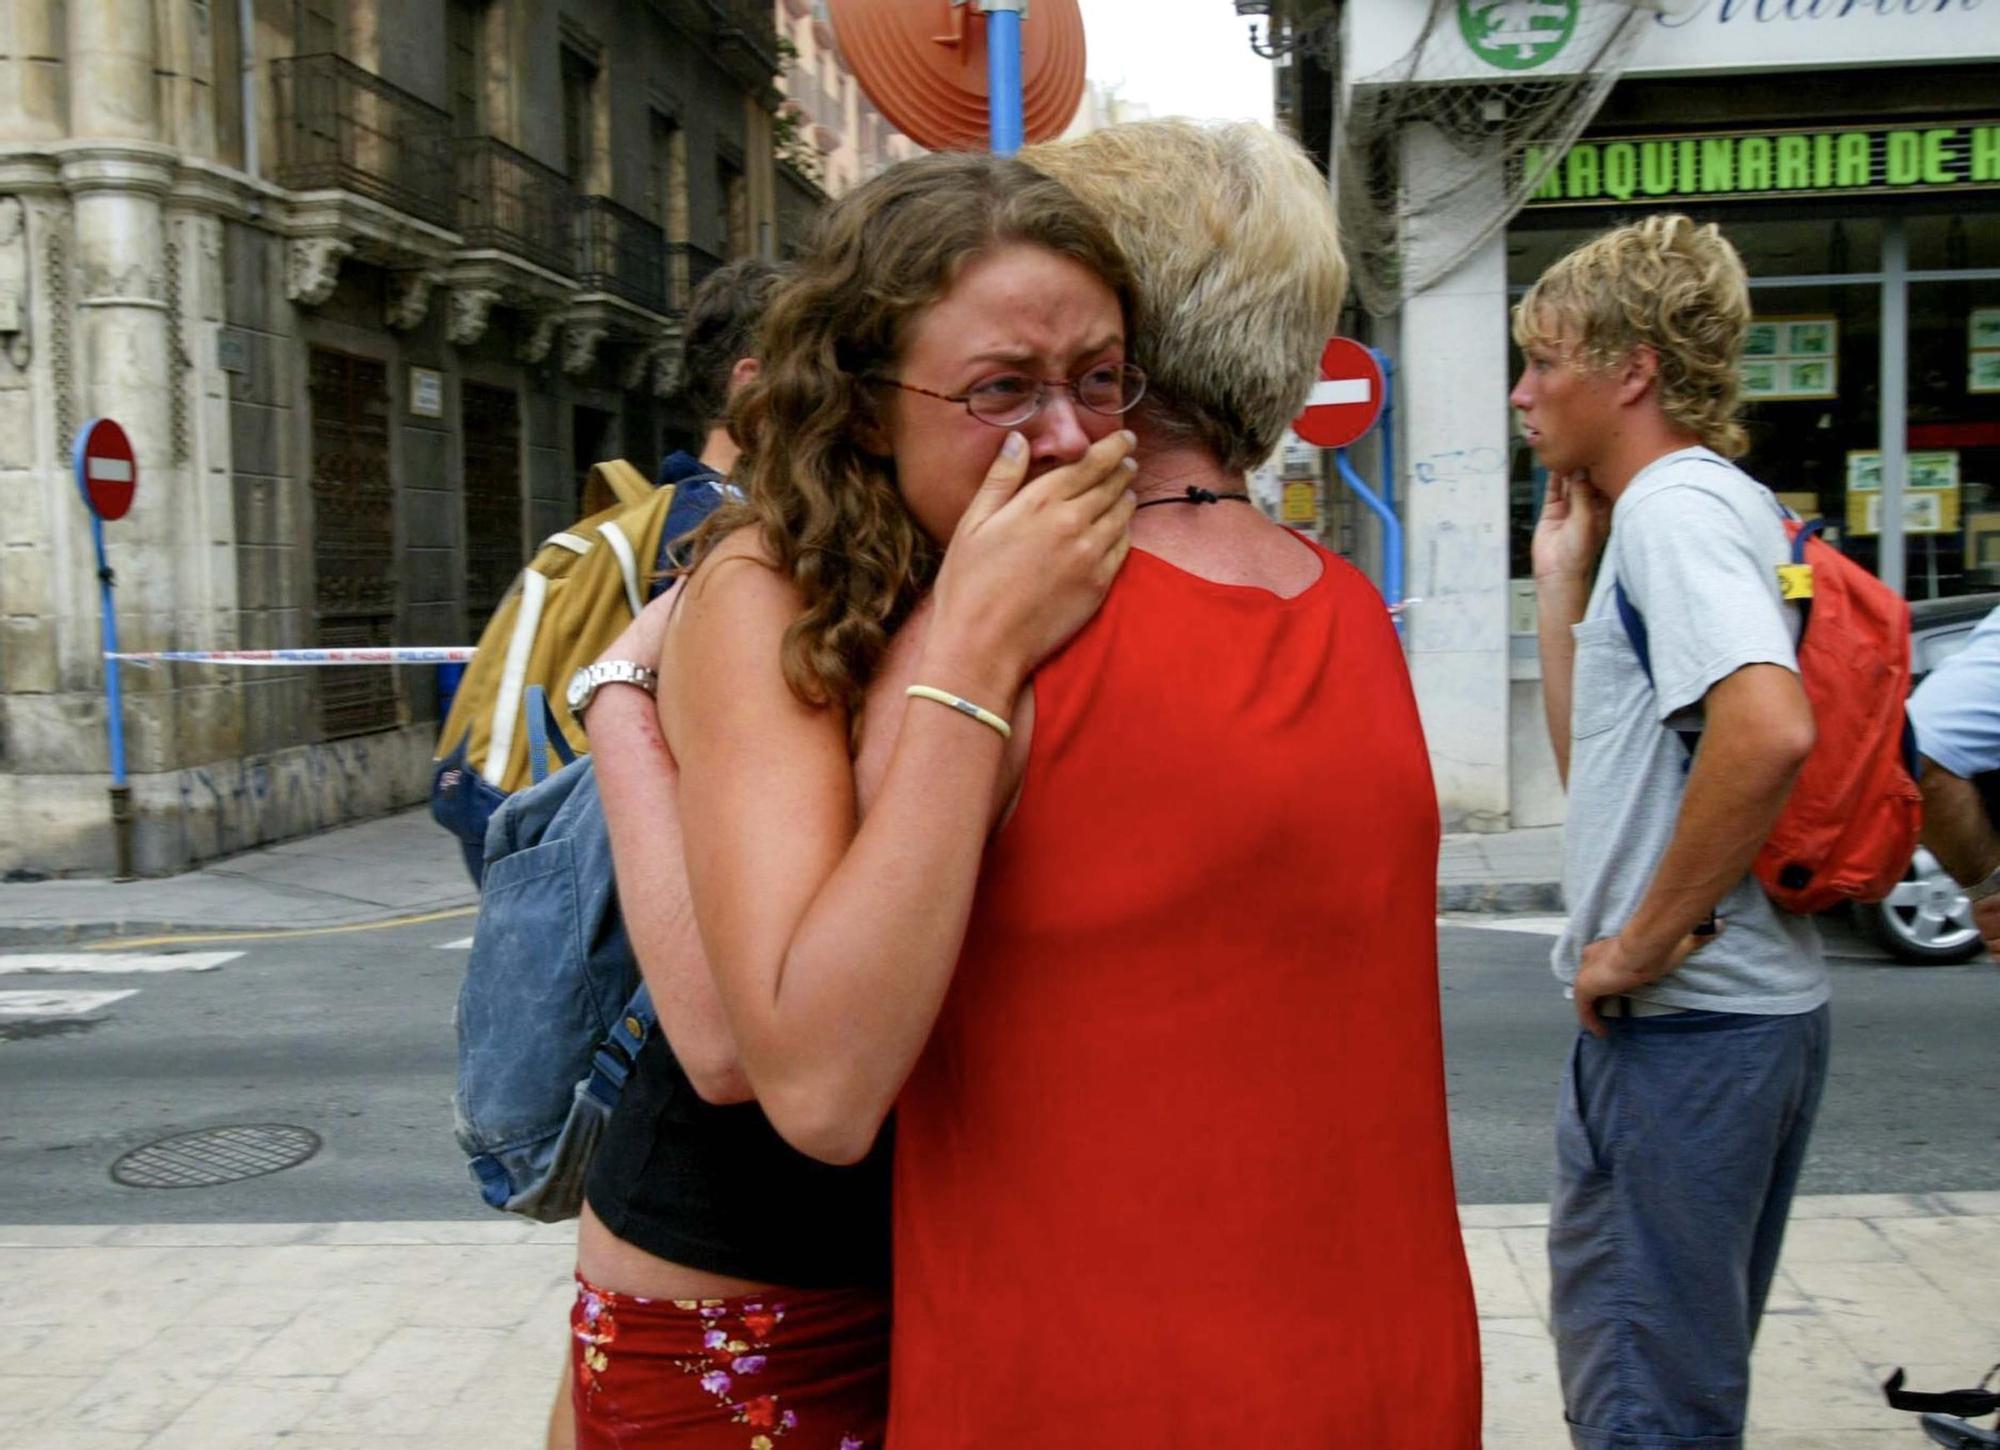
left=1571, top=662, right=1815, bottom=1031
left=1531, top=472, right=1608, bottom=788
left=672, top=432, right=1136, bottom=1165
left=1918, top=757, right=2000, bottom=888
left=587, top=677, right=755, bottom=1105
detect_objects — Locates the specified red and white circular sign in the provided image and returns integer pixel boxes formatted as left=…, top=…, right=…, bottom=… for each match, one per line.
left=1292, top=338, right=1384, bottom=450
left=75, top=418, right=138, bottom=521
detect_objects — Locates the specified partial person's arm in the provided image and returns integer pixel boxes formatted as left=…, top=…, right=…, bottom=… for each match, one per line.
left=1571, top=662, right=1815, bottom=1031
left=586, top=657, right=754, bottom=1105
left=1531, top=472, right=1608, bottom=787
left=1918, top=757, right=2000, bottom=890
left=672, top=432, right=1135, bottom=1165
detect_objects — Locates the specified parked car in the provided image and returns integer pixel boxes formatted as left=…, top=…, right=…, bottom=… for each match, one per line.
left=1854, top=592, right=2000, bottom=964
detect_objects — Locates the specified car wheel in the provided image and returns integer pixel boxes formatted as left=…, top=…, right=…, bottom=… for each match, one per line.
left=1858, top=847, right=1985, bottom=964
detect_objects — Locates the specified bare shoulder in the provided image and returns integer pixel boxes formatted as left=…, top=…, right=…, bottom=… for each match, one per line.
left=661, top=525, right=821, bottom=734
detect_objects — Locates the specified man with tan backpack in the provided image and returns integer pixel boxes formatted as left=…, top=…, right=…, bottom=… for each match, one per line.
left=430, top=261, right=784, bottom=882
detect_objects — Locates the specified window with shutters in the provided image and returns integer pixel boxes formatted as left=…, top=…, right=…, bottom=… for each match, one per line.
left=460, top=382, right=523, bottom=628
left=307, top=348, right=399, bottom=738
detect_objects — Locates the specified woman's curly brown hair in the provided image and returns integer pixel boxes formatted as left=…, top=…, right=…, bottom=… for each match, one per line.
left=1513, top=213, right=1753, bottom=458
left=678, top=151, right=1134, bottom=729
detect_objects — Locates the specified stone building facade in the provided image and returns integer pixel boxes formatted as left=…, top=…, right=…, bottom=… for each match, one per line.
left=774, top=0, right=918, bottom=200
left=0, top=0, right=804, bottom=875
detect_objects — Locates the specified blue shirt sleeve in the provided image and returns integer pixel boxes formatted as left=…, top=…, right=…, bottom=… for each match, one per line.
left=1909, top=606, right=2000, bottom=778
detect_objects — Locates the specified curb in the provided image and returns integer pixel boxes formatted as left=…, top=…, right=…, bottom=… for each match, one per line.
left=0, top=901, right=478, bottom=950
left=1437, top=881, right=1565, bottom=914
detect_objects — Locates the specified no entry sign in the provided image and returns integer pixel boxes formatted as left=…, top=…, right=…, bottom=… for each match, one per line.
left=1292, top=338, right=1385, bottom=450
left=74, top=418, right=138, bottom=521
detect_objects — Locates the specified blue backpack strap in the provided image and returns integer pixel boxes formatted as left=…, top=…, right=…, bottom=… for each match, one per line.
left=1613, top=579, right=1700, bottom=765
left=581, top=981, right=658, bottom=1110
left=524, top=683, right=578, bottom=785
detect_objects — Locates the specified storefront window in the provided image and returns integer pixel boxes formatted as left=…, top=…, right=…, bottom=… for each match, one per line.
left=1504, top=207, right=2000, bottom=607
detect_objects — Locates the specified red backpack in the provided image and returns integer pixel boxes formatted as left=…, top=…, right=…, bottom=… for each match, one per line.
left=1615, top=508, right=1923, bottom=915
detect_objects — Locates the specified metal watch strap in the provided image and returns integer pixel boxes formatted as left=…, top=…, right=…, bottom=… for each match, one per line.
left=570, top=660, right=658, bottom=715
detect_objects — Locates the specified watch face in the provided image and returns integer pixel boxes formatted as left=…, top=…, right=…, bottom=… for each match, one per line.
left=566, top=668, right=591, bottom=712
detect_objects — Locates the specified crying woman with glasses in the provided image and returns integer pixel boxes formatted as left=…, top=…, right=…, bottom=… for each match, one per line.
left=567, top=123, right=1477, bottom=1449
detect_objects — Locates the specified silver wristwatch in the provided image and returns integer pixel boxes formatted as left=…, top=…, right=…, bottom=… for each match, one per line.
left=566, top=660, right=659, bottom=716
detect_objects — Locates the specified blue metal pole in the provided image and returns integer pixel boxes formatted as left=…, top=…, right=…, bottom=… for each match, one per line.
left=1374, top=349, right=1396, bottom=517
left=983, top=1, right=1024, bottom=155
left=91, top=514, right=128, bottom=790
left=1334, top=448, right=1404, bottom=625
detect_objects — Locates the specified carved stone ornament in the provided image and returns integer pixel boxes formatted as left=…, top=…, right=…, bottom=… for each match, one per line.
left=619, top=342, right=664, bottom=392
left=287, top=237, right=353, bottom=307
left=447, top=287, right=502, bottom=347
left=387, top=270, right=443, bottom=331
left=517, top=308, right=563, bottom=364
left=562, top=322, right=608, bottom=376
left=0, top=196, right=28, bottom=371
left=652, top=348, right=685, bottom=399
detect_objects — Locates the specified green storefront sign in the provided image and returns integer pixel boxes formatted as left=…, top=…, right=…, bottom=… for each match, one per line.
left=1523, top=121, right=2000, bottom=208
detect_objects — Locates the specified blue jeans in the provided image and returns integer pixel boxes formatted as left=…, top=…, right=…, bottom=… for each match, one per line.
left=1549, top=1004, right=1831, bottom=1450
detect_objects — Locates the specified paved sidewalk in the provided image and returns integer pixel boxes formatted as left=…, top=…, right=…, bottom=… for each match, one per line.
left=1440, top=824, right=1566, bottom=913
left=0, top=806, right=1563, bottom=943
left=0, top=810, right=478, bottom=946
left=3, top=1192, right=1993, bottom=1447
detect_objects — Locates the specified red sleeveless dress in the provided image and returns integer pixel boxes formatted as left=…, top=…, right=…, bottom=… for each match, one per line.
left=885, top=544, right=1481, bottom=1446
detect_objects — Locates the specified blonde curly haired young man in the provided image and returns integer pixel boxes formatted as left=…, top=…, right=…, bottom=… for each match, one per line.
left=1517, top=214, right=1828, bottom=1450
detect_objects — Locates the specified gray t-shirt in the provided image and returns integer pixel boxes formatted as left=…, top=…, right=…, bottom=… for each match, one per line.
left=1552, top=446, right=1828, bottom=1015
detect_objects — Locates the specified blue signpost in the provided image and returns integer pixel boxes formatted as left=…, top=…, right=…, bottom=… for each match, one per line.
left=72, top=417, right=138, bottom=880
left=981, top=0, right=1026, bottom=154
left=1332, top=349, right=1403, bottom=626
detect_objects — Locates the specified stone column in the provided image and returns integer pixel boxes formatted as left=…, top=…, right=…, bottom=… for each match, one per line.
left=1397, top=124, right=1513, bottom=832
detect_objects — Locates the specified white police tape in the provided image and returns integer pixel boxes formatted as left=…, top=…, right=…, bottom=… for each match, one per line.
left=109, top=598, right=1424, bottom=668
left=107, top=647, right=477, bottom=667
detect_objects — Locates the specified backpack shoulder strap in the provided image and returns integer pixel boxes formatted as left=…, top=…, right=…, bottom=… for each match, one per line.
left=580, top=980, right=658, bottom=1111
left=523, top=684, right=578, bottom=785
left=1612, top=578, right=1701, bottom=761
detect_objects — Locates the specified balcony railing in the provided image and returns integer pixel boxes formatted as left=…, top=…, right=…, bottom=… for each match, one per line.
left=707, top=0, right=781, bottom=74
left=576, top=196, right=668, bottom=314
left=456, top=137, right=576, bottom=276
left=669, top=242, right=726, bottom=314
left=272, top=54, right=454, bottom=229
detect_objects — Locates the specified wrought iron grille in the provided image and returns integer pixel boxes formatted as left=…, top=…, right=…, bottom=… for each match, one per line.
left=669, top=242, right=726, bottom=315
left=273, top=54, right=455, bottom=229
left=308, top=348, right=399, bottom=740
left=460, top=383, right=525, bottom=628
left=575, top=196, right=668, bottom=314
left=456, top=137, right=577, bottom=276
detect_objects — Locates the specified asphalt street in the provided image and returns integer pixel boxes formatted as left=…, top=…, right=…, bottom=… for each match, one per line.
left=0, top=910, right=1994, bottom=1223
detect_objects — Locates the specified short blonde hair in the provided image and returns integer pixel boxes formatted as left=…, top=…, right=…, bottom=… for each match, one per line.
left=1025, top=120, right=1346, bottom=474
left=1514, top=214, right=1752, bottom=458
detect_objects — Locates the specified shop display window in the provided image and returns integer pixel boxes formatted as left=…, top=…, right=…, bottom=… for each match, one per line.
left=1504, top=208, right=2000, bottom=607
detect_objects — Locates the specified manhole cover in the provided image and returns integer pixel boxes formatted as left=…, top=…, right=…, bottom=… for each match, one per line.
left=111, top=1124, right=322, bottom=1189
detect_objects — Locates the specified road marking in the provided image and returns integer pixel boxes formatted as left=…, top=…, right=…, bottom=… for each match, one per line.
left=0, top=952, right=242, bottom=976
left=0, top=989, right=138, bottom=1018
left=86, top=904, right=477, bottom=952
left=1441, top=915, right=1569, bottom=937
left=435, top=937, right=474, bottom=950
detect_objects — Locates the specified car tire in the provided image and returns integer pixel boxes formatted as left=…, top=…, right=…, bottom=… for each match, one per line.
left=1857, top=847, right=1985, bottom=964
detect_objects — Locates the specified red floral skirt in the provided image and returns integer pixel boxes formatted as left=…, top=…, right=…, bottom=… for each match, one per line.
left=569, top=1273, right=890, bottom=1450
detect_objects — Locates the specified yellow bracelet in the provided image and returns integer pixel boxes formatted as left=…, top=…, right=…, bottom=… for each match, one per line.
left=905, top=685, right=1013, bottom=741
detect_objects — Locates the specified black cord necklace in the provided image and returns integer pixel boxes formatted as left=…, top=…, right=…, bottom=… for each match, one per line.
left=1133, top=486, right=1253, bottom=510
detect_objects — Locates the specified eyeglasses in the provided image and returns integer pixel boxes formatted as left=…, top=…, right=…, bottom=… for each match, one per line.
left=875, top=362, right=1148, bottom=429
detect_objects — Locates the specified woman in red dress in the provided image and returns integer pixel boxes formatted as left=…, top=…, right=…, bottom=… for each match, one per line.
left=850, top=122, right=1483, bottom=1443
